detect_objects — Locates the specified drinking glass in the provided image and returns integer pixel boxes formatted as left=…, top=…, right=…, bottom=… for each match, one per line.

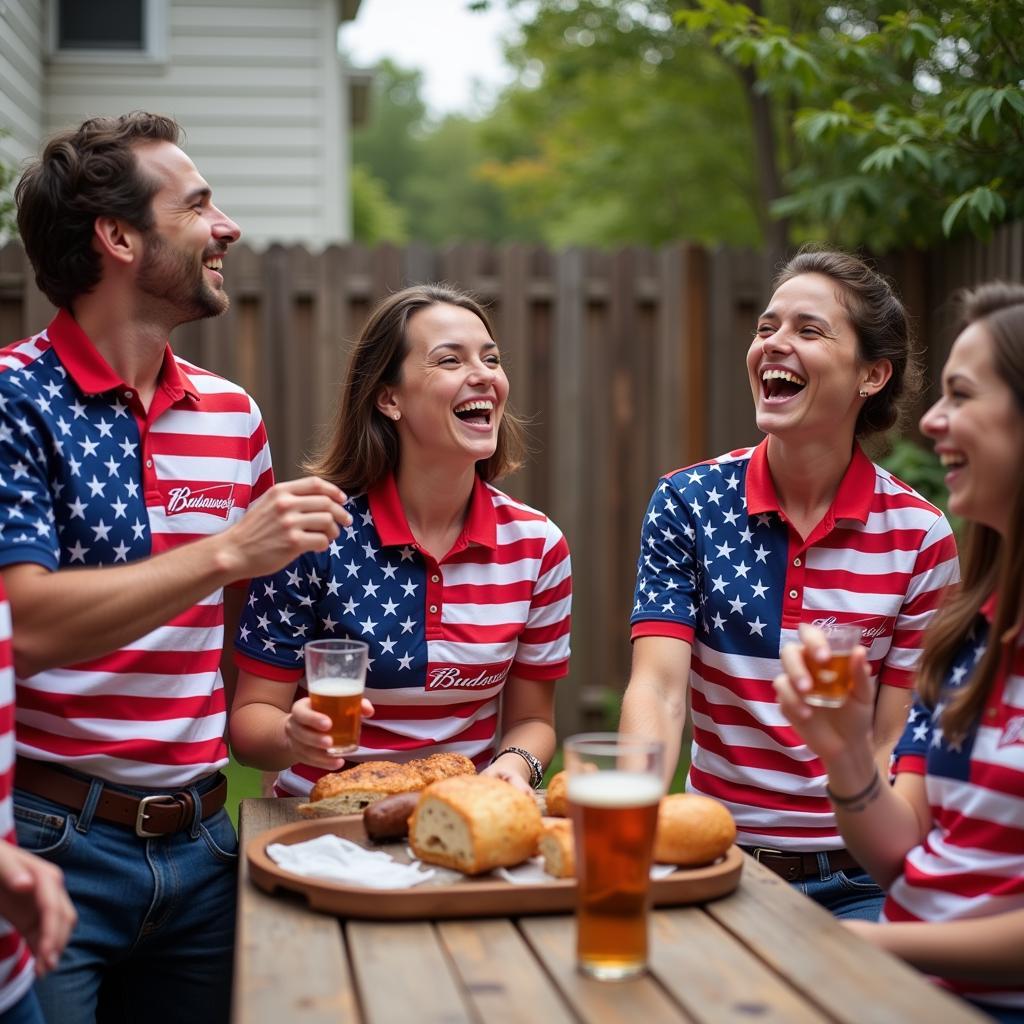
left=564, top=732, right=665, bottom=981
left=304, top=639, right=369, bottom=755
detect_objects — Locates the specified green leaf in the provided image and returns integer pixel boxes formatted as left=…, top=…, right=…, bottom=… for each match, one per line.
left=942, top=191, right=973, bottom=237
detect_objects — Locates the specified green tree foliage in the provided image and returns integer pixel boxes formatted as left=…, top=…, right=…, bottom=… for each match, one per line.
left=0, top=132, right=17, bottom=239
left=678, top=0, right=1024, bottom=250
left=351, top=59, right=534, bottom=244
left=480, top=1, right=762, bottom=247
left=351, top=165, right=408, bottom=244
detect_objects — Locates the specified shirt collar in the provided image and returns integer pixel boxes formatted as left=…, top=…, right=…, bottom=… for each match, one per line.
left=368, top=472, right=498, bottom=551
left=745, top=437, right=875, bottom=524
left=45, top=309, right=199, bottom=403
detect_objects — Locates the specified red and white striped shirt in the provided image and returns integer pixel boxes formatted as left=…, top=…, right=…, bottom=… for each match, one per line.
left=0, top=310, right=274, bottom=787
left=631, top=441, right=959, bottom=849
left=0, top=585, right=34, bottom=1013
left=885, top=601, right=1024, bottom=1012
left=235, top=472, right=572, bottom=796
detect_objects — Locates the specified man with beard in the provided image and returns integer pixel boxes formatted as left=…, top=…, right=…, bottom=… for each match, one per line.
left=0, top=113, right=351, bottom=1023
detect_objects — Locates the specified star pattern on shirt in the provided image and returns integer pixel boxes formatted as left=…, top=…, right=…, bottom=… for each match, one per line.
left=0, top=356, right=150, bottom=567
left=632, top=456, right=785, bottom=657
left=239, top=495, right=426, bottom=681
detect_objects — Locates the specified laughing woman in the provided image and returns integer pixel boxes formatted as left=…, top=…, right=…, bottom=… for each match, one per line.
left=229, top=284, right=572, bottom=797
left=774, top=282, right=1024, bottom=1023
left=620, top=247, right=959, bottom=919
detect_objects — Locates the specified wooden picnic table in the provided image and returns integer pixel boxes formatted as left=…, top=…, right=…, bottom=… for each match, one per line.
left=233, top=798, right=989, bottom=1024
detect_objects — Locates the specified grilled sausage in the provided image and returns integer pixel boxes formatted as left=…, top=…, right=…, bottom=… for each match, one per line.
left=363, top=791, right=420, bottom=842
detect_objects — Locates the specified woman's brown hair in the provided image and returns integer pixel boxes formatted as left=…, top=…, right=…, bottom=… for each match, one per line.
left=916, top=282, right=1024, bottom=741
left=305, top=283, right=526, bottom=495
left=774, top=246, right=920, bottom=438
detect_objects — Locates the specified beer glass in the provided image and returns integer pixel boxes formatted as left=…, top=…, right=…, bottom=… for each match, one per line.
left=304, top=639, right=369, bottom=755
left=805, top=623, right=862, bottom=708
left=564, top=733, right=665, bottom=981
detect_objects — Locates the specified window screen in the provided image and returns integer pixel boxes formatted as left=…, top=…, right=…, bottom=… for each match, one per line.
left=57, top=0, right=145, bottom=50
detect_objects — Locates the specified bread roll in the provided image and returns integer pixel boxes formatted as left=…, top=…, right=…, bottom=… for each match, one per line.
left=538, top=817, right=574, bottom=878
left=654, top=793, right=736, bottom=866
left=544, top=770, right=568, bottom=817
left=409, top=775, right=542, bottom=875
left=298, top=753, right=476, bottom=818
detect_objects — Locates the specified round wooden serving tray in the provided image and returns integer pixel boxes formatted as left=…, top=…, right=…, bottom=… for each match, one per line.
left=247, top=815, right=743, bottom=920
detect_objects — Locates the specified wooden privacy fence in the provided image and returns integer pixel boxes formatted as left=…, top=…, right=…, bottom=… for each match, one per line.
left=1, top=226, right=1022, bottom=735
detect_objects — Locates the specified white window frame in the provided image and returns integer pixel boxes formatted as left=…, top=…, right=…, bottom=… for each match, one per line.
left=47, top=0, right=168, bottom=65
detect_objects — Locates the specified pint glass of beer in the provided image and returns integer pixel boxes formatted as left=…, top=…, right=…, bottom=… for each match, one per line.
left=564, top=733, right=665, bottom=981
left=304, top=639, right=369, bottom=755
left=805, top=623, right=863, bottom=708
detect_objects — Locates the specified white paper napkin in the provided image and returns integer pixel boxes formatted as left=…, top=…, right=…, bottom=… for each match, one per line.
left=267, top=834, right=436, bottom=889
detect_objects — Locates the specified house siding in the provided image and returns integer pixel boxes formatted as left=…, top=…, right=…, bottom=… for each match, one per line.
left=0, top=0, right=46, bottom=177
left=22, top=0, right=353, bottom=247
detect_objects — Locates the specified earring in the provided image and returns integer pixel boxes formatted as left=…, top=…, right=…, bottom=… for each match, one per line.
left=859, top=389, right=870, bottom=398
left=392, top=412, right=401, bottom=421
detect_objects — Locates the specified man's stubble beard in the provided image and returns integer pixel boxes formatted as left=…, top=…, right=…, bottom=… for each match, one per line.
left=137, top=230, right=228, bottom=325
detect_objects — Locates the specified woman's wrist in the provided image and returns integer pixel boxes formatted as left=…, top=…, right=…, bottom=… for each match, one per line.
left=822, top=745, right=881, bottom=805
left=490, top=747, right=544, bottom=789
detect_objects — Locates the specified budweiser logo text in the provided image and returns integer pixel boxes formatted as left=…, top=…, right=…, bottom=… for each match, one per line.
left=811, top=616, right=891, bottom=640
left=426, top=663, right=510, bottom=691
left=998, top=715, right=1024, bottom=749
left=166, top=484, right=236, bottom=519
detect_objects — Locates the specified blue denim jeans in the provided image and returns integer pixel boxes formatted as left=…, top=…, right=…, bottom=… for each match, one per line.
left=790, top=853, right=885, bottom=921
left=13, top=772, right=236, bottom=1024
left=0, top=990, right=45, bottom=1024
left=968, top=1001, right=1024, bottom=1024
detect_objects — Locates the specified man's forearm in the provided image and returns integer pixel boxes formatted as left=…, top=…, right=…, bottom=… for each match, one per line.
left=4, top=531, right=236, bottom=677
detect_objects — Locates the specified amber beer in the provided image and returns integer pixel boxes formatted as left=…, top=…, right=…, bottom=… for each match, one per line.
left=805, top=623, right=862, bottom=708
left=303, top=639, right=369, bottom=755
left=564, top=733, right=665, bottom=981
left=307, top=677, right=363, bottom=754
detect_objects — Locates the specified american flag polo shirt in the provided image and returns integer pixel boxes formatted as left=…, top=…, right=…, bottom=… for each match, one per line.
left=884, top=601, right=1024, bottom=1012
left=0, top=590, right=33, bottom=1014
left=0, top=309, right=274, bottom=787
left=631, top=439, right=959, bottom=850
left=235, top=471, right=572, bottom=797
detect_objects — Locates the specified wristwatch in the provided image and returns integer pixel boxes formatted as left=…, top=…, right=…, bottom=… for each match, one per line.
left=493, top=746, right=544, bottom=789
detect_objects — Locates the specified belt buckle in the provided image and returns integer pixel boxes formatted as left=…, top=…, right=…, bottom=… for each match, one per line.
left=749, top=846, right=784, bottom=864
left=135, top=794, right=170, bottom=838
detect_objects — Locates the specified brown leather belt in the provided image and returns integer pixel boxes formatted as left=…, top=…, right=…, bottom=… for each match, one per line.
left=15, top=758, right=228, bottom=839
left=741, top=845, right=862, bottom=881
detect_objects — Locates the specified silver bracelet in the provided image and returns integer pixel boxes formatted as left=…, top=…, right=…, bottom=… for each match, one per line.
left=492, top=746, right=544, bottom=789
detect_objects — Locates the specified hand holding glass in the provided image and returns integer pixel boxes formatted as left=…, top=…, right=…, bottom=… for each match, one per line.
left=804, top=623, right=863, bottom=708
left=304, top=639, right=369, bottom=755
left=564, top=733, right=665, bottom=981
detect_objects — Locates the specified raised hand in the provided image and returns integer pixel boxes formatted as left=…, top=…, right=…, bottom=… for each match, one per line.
left=773, top=622, right=876, bottom=765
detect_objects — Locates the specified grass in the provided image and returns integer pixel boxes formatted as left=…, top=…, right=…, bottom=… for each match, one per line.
left=224, top=758, right=264, bottom=827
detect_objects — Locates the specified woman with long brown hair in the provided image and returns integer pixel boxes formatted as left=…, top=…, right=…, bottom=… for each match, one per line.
left=775, top=282, right=1024, bottom=1022
left=229, top=284, right=572, bottom=797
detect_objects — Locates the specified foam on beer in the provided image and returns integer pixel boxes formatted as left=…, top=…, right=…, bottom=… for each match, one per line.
left=307, top=676, right=363, bottom=696
left=567, top=770, right=662, bottom=808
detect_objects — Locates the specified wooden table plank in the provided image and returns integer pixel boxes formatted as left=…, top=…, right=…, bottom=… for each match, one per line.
left=438, top=919, right=576, bottom=1024
left=705, top=857, right=990, bottom=1024
left=233, top=799, right=360, bottom=1024
left=346, top=921, right=474, bottom=1024
left=650, top=907, right=828, bottom=1024
left=519, top=915, right=697, bottom=1024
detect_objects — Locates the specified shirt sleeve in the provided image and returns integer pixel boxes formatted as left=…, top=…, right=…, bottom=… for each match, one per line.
left=0, top=384, right=60, bottom=571
left=227, top=396, right=276, bottom=592
left=878, top=514, right=959, bottom=689
left=891, top=698, right=931, bottom=776
left=512, top=520, right=571, bottom=680
left=630, top=476, right=699, bottom=643
left=234, top=552, right=324, bottom=682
